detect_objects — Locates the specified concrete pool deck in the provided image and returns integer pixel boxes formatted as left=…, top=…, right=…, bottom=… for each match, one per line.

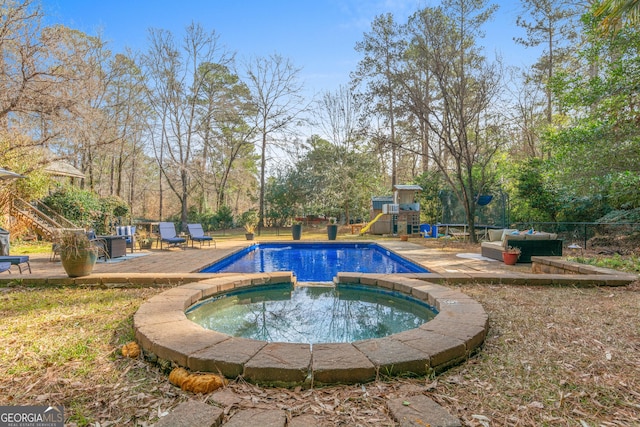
left=8, top=238, right=636, bottom=286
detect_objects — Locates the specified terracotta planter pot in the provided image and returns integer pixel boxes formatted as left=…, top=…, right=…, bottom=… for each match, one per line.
left=502, top=251, right=519, bottom=265
left=61, top=250, right=97, bottom=277
left=245, top=233, right=255, bottom=241
left=400, top=235, right=409, bottom=241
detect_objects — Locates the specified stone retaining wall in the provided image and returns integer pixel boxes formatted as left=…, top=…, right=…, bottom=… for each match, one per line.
left=531, top=256, right=637, bottom=279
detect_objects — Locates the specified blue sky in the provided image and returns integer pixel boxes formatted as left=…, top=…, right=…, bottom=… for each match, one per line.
left=45, top=0, right=533, bottom=98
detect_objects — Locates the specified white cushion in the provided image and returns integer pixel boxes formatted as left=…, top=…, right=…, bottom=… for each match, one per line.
left=488, top=229, right=503, bottom=242
left=117, top=226, right=132, bottom=236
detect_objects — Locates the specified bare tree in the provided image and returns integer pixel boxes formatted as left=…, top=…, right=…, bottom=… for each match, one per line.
left=62, top=36, right=141, bottom=194
left=143, top=23, right=232, bottom=228
left=0, top=0, right=99, bottom=166
left=398, top=11, right=442, bottom=174
left=195, top=62, right=256, bottom=211
left=403, top=1, right=505, bottom=243
left=314, top=85, right=364, bottom=150
left=506, top=68, right=547, bottom=158
left=103, top=52, right=150, bottom=219
left=244, top=53, right=306, bottom=231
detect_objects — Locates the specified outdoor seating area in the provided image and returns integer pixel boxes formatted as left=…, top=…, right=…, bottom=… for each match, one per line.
left=481, top=228, right=563, bottom=263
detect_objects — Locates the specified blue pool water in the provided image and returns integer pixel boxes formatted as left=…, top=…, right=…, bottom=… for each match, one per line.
left=186, top=283, right=438, bottom=343
left=199, top=243, right=429, bottom=282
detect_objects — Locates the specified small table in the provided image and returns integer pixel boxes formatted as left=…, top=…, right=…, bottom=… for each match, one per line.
left=99, top=235, right=127, bottom=259
left=351, top=224, right=365, bottom=234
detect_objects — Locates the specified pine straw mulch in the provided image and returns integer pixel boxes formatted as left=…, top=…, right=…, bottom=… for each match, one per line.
left=1, top=278, right=639, bottom=426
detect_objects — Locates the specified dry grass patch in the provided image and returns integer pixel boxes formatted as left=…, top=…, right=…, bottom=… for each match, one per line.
left=0, top=286, right=178, bottom=425
left=435, top=283, right=640, bottom=426
left=1, top=282, right=639, bottom=426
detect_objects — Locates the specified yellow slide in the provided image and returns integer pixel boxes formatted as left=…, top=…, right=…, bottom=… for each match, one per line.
left=359, top=212, right=385, bottom=235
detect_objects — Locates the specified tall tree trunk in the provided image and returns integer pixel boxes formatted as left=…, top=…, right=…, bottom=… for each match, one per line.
left=259, top=129, right=267, bottom=234
left=180, top=170, right=188, bottom=231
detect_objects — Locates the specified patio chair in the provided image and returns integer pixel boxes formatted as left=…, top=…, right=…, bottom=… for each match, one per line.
left=0, top=256, right=31, bottom=273
left=0, top=262, right=11, bottom=273
left=187, top=224, right=216, bottom=248
left=116, top=225, right=136, bottom=253
left=158, top=222, right=186, bottom=250
left=86, top=230, right=109, bottom=261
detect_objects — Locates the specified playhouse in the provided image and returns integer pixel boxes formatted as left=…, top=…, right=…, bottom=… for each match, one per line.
left=361, top=184, right=422, bottom=236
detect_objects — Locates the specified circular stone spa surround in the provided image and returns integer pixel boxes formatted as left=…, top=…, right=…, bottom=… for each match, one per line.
left=134, top=271, right=489, bottom=387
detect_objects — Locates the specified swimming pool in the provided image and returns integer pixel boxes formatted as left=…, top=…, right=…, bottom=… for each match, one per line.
left=199, top=242, right=429, bottom=281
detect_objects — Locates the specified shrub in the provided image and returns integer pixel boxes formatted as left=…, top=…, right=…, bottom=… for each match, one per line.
left=42, top=188, right=129, bottom=234
left=215, top=205, right=233, bottom=231
left=43, top=187, right=102, bottom=230
left=239, top=210, right=259, bottom=233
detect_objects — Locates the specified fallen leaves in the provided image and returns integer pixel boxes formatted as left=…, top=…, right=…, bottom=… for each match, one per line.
left=2, top=281, right=640, bottom=425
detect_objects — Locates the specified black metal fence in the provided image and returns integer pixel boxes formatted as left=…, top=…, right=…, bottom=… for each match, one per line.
left=512, top=222, right=640, bottom=252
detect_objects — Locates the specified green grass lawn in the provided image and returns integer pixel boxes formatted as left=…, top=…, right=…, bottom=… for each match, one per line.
left=9, top=240, right=52, bottom=255
left=569, top=253, right=640, bottom=274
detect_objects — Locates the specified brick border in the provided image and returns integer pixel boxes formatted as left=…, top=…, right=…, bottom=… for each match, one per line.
left=134, top=272, right=488, bottom=387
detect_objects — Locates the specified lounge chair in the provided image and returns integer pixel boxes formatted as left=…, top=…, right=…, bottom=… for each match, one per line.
left=116, top=225, right=136, bottom=253
left=0, top=262, right=11, bottom=273
left=187, top=224, right=216, bottom=248
left=0, top=256, right=31, bottom=273
left=158, top=222, right=186, bottom=250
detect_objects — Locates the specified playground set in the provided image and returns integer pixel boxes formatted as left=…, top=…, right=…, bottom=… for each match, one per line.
left=359, top=185, right=424, bottom=237
left=359, top=185, right=508, bottom=239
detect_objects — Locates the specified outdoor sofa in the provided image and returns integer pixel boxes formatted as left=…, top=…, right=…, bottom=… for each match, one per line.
left=481, top=229, right=563, bottom=263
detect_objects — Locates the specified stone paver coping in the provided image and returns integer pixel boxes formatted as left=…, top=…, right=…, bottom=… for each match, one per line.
left=134, top=271, right=488, bottom=387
